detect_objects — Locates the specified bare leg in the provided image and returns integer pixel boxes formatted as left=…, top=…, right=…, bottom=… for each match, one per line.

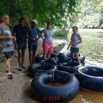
left=5, top=58, right=11, bottom=75
left=22, top=50, right=25, bottom=66
left=32, top=51, right=36, bottom=64
left=29, top=51, right=33, bottom=65
left=47, top=53, right=51, bottom=59
left=71, top=53, right=75, bottom=58
left=43, top=54, right=47, bottom=60
left=18, top=50, right=22, bottom=67
left=75, top=53, right=81, bottom=64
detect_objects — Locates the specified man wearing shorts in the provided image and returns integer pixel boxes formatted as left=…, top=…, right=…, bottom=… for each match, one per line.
left=24, top=18, right=41, bottom=65
left=0, top=15, right=16, bottom=79
left=13, top=17, right=28, bottom=71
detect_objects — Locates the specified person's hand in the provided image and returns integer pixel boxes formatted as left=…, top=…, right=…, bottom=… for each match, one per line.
left=32, top=38, right=36, bottom=41
left=36, top=37, right=40, bottom=40
left=12, top=36, right=16, bottom=41
left=23, top=17, right=28, bottom=22
left=9, top=36, right=16, bottom=40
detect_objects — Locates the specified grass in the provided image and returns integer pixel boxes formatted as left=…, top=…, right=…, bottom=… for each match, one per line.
left=67, top=30, right=103, bottom=61
left=53, top=30, right=67, bottom=36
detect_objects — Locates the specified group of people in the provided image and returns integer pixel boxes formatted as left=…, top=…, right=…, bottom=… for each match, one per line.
left=0, top=15, right=53, bottom=79
left=0, top=15, right=82, bottom=80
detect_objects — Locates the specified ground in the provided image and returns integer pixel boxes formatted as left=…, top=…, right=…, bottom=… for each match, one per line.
left=0, top=29, right=103, bottom=103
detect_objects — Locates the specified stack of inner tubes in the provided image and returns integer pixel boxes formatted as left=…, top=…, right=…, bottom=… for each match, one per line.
left=28, top=52, right=86, bottom=102
left=35, top=53, right=57, bottom=63
left=32, top=52, right=85, bottom=74
left=28, top=62, right=56, bottom=77
left=28, top=51, right=103, bottom=103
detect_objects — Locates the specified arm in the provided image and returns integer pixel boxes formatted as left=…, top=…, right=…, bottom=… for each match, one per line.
left=78, top=35, right=82, bottom=44
left=0, top=27, right=14, bottom=40
left=13, top=33, right=18, bottom=49
left=35, top=28, right=44, bottom=40
left=39, top=29, right=45, bottom=40
left=38, top=31, right=43, bottom=40
left=23, top=17, right=31, bottom=30
left=67, top=37, right=72, bottom=49
left=67, top=41, right=71, bottom=49
left=0, top=35, right=16, bottom=40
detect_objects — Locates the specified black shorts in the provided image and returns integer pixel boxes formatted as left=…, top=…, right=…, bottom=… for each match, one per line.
left=17, top=42, right=26, bottom=50
left=70, top=47, right=79, bottom=53
left=4, top=51, right=13, bottom=59
left=28, top=44, right=38, bottom=52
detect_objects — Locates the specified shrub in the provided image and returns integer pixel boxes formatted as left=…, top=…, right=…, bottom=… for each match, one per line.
left=53, top=30, right=67, bottom=36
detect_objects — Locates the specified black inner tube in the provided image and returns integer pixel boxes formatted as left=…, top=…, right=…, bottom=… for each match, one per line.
left=81, top=66, right=103, bottom=77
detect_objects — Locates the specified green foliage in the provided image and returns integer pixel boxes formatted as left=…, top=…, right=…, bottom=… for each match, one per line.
left=0, top=0, right=78, bottom=27
left=53, top=30, right=67, bottom=36
left=76, top=0, right=102, bottom=28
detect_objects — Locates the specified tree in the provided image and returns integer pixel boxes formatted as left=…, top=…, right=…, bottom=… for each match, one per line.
left=76, top=0, right=102, bottom=28
left=0, top=0, right=79, bottom=27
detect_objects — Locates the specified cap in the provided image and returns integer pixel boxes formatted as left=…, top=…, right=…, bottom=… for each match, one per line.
left=31, top=19, right=37, bottom=25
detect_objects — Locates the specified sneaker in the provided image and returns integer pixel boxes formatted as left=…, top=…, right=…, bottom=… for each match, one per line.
left=22, top=65, right=26, bottom=69
left=8, top=74, right=13, bottom=80
left=18, top=66, right=22, bottom=71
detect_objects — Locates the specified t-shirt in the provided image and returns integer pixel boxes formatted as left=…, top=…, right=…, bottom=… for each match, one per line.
left=28, top=27, right=40, bottom=45
left=0, top=24, right=13, bottom=52
left=43, top=28, right=53, bottom=42
left=71, top=33, right=81, bottom=47
left=13, top=24, right=27, bottom=43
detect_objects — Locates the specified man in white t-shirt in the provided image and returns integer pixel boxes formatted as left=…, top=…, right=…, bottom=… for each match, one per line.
left=0, top=15, right=16, bottom=80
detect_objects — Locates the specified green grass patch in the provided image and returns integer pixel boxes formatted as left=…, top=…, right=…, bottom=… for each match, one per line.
left=53, top=30, right=67, bottom=36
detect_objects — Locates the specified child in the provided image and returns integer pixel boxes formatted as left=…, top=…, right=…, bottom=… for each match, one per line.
left=67, top=26, right=82, bottom=64
left=41, top=22, right=53, bottom=60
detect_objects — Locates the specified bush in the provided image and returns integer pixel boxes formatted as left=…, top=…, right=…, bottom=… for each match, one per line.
left=53, top=30, right=67, bottom=36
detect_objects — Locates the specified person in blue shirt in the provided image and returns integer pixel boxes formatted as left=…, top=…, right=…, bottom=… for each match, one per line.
left=24, top=18, right=41, bottom=65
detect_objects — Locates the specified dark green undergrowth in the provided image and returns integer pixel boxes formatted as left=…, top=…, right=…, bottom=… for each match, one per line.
left=53, top=30, right=67, bottom=36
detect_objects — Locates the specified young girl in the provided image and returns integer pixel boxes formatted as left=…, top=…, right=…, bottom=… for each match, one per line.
left=42, top=22, right=53, bottom=60
left=67, top=26, right=82, bottom=64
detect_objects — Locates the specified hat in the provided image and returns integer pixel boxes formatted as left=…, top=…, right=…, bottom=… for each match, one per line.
left=32, top=19, right=37, bottom=25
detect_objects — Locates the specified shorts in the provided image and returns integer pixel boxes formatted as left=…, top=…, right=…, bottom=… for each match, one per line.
left=4, top=51, right=13, bottom=59
left=43, top=42, right=53, bottom=54
left=70, top=47, right=79, bottom=53
left=17, top=42, right=26, bottom=50
left=28, top=44, right=38, bottom=52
